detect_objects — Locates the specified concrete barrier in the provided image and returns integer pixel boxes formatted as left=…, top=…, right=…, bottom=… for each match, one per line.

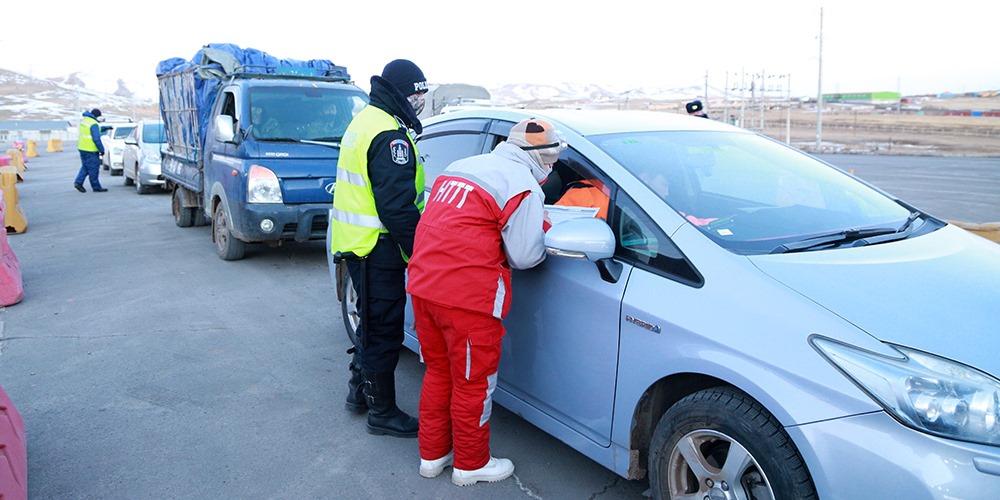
left=948, top=220, right=1000, bottom=244
left=0, top=172, right=26, bottom=233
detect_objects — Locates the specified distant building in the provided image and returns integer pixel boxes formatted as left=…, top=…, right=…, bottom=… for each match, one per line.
left=823, top=92, right=901, bottom=105
left=0, top=120, right=73, bottom=143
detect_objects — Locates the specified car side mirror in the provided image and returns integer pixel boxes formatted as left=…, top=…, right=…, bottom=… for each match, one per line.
left=544, top=217, right=615, bottom=261
left=214, top=115, right=236, bottom=143
left=124, top=137, right=137, bottom=145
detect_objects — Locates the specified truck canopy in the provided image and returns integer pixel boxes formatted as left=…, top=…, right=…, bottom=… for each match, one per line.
left=156, top=43, right=351, bottom=162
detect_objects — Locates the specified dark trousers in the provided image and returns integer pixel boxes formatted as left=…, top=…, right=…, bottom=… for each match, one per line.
left=75, top=151, right=103, bottom=189
left=347, top=238, right=407, bottom=373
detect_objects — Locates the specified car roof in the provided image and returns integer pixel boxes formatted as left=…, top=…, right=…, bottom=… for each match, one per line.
left=423, top=107, right=742, bottom=137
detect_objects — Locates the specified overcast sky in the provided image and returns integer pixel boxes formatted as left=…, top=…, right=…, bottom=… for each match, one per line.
left=2, top=0, right=996, bottom=100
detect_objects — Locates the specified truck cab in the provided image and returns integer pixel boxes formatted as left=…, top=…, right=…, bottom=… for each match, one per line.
left=199, top=79, right=367, bottom=259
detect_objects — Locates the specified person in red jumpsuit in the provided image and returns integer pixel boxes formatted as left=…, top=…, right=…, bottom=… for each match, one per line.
left=406, top=118, right=565, bottom=486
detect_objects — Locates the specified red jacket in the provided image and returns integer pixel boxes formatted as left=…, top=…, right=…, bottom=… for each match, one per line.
left=407, top=143, right=546, bottom=319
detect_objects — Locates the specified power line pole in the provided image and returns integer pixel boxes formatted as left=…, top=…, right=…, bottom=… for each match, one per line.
left=816, top=7, right=824, bottom=151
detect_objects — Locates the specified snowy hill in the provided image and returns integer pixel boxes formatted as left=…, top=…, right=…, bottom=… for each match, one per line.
left=1, top=66, right=723, bottom=123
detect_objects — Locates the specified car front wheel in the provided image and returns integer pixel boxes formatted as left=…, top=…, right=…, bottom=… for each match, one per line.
left=649, top=387, right=817, bottom=500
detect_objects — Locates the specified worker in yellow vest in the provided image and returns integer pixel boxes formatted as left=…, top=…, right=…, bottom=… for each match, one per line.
left=74, top=109, right=107, bottom=192
left=330, top=60, right=427, bottom=438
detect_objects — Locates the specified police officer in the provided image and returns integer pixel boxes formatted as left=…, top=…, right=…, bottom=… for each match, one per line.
left=74, top=108, right=107, bottom=192
left=686, top=100, right=709, bottom=119
left=329, top=59, right=427, bottom=438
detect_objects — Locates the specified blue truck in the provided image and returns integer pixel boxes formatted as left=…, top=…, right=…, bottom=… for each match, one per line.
left=156, top=44, right=368, bottom=260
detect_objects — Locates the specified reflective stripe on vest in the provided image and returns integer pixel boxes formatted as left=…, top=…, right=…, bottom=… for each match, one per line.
left=78, top=116, right=100, bottom=152
left=329, top=105, right=425, bottom=257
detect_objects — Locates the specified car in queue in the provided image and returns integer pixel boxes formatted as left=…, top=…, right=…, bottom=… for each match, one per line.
left=328, top=108, right=1000, bottom=499
left=122, top=120, right=167, bottom=194
left=100, top=120, right=136, bottom=175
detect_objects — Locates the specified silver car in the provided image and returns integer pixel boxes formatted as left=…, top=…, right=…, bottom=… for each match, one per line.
left=330, top=108, right=1000, bottom=498
left=122, top=120, right=166, bottom=194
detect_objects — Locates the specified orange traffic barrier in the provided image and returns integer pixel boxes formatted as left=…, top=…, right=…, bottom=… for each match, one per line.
left=5, top=150, right=26, bottom=174
left=25, top=140, right=38, bottom=158
left=0, top=199, right=25, bottom=306
left=948, top=220, right=1000, bottom=244
left=0, top=171, right=26, bottom=234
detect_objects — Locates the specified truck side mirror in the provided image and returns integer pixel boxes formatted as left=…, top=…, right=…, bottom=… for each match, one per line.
left=214, top=115, right=236, bottom=143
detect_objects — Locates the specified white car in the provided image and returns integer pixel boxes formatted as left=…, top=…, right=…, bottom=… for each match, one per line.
left=122, top=120, right=166, bottom=194
left=99, top=121, right=136, bottom=175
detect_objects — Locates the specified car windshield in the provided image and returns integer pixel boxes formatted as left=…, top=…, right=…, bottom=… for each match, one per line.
left=593, top=130, right=914, bottom=255
left=114, top=126, right=136, bottom=139
left=143, top=123, right=166, bottom=143
left=248, top=87, right=368, bottom=142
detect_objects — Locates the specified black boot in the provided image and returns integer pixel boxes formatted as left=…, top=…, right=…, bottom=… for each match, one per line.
left=362, top=371, right=418, bottom=438
left=345, top=350, right=367, bottom=413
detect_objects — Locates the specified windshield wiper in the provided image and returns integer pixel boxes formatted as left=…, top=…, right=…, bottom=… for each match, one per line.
left=302, top=138, right=342, bottom=148
left=770, top=227, right=898, bottom=254
left=771, top=210, right=923, bottom=254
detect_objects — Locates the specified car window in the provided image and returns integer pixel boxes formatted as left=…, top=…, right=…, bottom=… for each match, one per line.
left=612, top=191, right=702, bottom=287
left=592, top=130, right=914, bottom=255
left=248, top=87, right=368, bottom=142
left=417, top=120, right=490, bottom=184
left=114, top=126, right=136, bottom=139
left=143, top=123, right=167, bottom=143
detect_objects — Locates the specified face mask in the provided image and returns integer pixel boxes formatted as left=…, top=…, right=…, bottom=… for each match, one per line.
left=407, top=93, right=426, bottom=115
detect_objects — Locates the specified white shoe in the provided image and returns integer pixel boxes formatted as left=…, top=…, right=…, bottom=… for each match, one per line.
left=419, top=450, right=454, bottom=478
left=451, top=456, right=514, bottom=486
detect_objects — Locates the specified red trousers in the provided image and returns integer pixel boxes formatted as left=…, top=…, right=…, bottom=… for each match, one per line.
left=413, top=296, right=504, bottom=471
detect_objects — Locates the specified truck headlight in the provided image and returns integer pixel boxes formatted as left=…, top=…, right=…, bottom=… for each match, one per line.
left=248, top=165, right=282, bottom=203
left=813, top=336, right=1000, bottom=446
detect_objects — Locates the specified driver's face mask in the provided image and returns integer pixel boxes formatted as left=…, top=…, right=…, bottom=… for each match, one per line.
left=407, top=93, right=426, bottom=115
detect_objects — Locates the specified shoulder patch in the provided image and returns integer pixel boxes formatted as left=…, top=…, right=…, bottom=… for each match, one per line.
left=389, top=139, right=410, bottom=165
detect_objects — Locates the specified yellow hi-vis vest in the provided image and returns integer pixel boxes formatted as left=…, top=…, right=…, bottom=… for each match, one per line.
left=78, top=116, right=100, bottom=152
left=330, top=106, right=425, bottom=258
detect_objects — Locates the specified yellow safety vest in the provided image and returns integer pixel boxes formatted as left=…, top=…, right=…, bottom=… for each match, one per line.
left=78, top=116, right=100, bottom=152
left=330, top=106, right=425, bottom=258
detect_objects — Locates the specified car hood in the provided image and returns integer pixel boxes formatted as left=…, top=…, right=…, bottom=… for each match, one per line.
left=750, top=225, right=1000, bottom=376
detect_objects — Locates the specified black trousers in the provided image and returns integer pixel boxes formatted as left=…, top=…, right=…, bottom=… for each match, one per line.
left=346, top=238, right=407, bottom=373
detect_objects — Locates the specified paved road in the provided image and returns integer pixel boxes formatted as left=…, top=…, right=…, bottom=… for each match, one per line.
left=0, top=151, right=996, bottom=499
left=0, top=151, right=647, bottom=499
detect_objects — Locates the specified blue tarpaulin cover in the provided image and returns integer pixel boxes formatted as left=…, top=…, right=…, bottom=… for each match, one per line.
left=156, top=43, right=349, bottom=162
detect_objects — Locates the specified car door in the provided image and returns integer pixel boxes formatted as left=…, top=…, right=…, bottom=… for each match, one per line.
left=499, top=147, right=630, bottom=448
left=403, top=118, right=494, bottom=345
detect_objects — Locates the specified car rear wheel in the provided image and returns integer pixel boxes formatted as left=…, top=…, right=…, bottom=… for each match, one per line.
left=649, top=387, right=817, bottom=500
left=172, top=188, right=193, bottom=227
left=213, top=203, right=246, bottom=261
left=340, top=266, right=360, bottom=347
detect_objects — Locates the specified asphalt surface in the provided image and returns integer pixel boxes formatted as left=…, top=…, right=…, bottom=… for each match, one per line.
left=0, top=150, right=996, bottom=499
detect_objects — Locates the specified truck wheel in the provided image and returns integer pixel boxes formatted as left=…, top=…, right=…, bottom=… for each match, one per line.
left=340, top=267, right=361, bottom=348
left=648, top=387, right=816, bottom=500
left=213, top=203, right=246, bottom=261
left=172, top=189, right=193, bottom=227
left=192, top=209, right=210, bottom=227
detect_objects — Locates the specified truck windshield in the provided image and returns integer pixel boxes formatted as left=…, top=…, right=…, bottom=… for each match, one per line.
left=249, top=87, right=368, bottom=142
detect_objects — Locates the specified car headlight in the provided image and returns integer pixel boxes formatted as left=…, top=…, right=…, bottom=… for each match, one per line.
left=247, top=165, right=282, bottom=203
left=113, top=146, right=123, bottom=155
left=813, top=336, right=1000, bottom=446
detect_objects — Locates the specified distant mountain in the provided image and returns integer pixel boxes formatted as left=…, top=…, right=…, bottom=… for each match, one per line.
left=0, top=68, right=159, bottom=123
left=1, top=66, right=731, bottom=124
